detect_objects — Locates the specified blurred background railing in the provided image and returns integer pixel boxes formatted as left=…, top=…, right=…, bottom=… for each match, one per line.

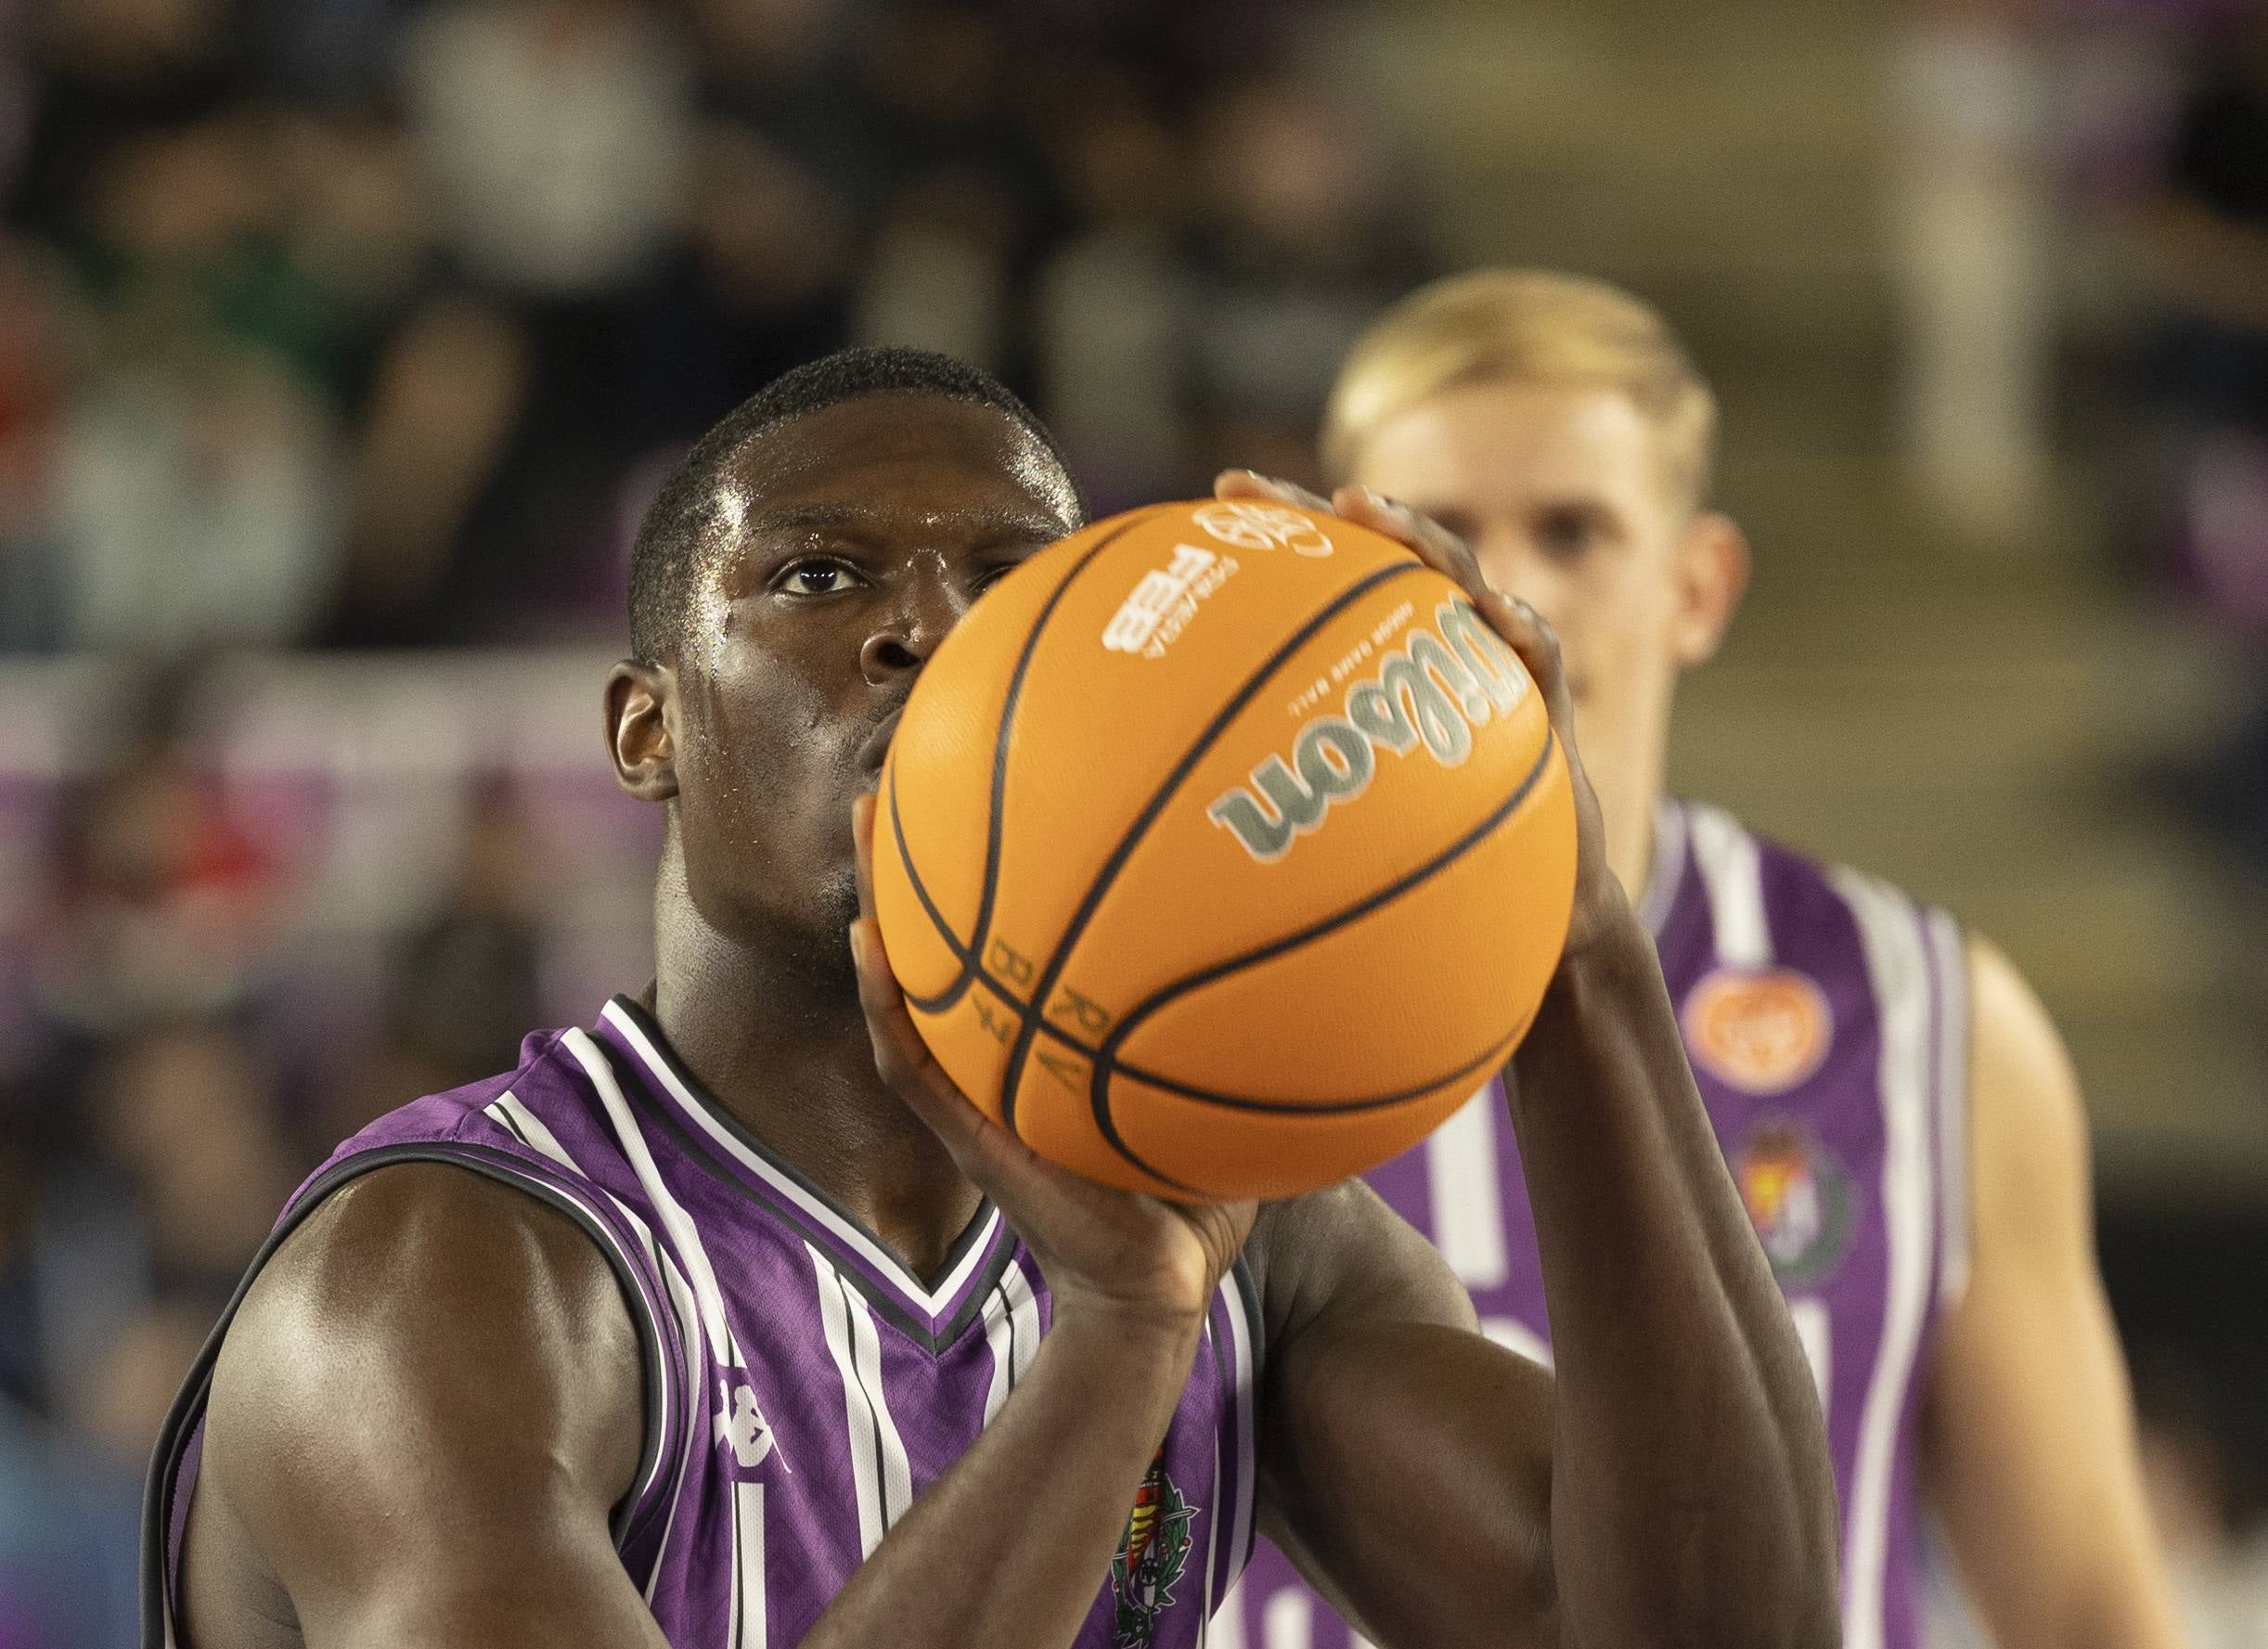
left=5, top=0, right=2268, bottom=1642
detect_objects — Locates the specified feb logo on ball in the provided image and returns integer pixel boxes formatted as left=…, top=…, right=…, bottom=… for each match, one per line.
left=1681, top=966, right=1832, bottom=1094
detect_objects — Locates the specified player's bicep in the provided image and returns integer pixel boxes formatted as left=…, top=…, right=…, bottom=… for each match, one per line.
left=198, top=1164, right=671, bottom=1649
left=1249, top=1183, right=1558, bottom=1649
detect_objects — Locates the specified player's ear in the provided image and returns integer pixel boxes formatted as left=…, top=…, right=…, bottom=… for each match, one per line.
left=606, top=661, right=679, bottom=802
left=1670, top=509, right=1749, bottom=669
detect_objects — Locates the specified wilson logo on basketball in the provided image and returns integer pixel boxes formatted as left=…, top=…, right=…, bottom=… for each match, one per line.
left=1682, top=967, right=1833, bottom=1094
left=1206, top=598, right=1531, bottom=863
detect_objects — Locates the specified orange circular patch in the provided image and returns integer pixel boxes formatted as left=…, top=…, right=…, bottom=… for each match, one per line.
left=1681, top=967, right=1832, bottom=1094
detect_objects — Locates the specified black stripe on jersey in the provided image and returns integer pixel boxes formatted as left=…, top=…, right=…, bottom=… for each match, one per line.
left=602, top=998, right=1005, bottom=1302
left=596, top=1036, right=1019, bottom=1356
left=1229, top=1254, right=1265, bottom=1574
left=139, top=1142, right=675, bottom=1649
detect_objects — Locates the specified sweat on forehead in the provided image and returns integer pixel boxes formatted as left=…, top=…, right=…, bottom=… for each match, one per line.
left=626, top=346, right=1084, bottom=664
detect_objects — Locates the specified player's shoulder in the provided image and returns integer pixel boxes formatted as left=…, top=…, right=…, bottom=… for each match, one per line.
left=322, top=1022, right=593, bottom=1166
left=1668, top=794, right=1959, bottom=947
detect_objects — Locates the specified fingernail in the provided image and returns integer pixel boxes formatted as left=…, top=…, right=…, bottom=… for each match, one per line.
left=846, top=924, right=868, bottom=970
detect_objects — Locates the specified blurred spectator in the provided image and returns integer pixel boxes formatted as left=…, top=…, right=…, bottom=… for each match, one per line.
left=2135, top=10, right=2268, bottom=868
left=9, top=0, right=246, bottom=238
left=27, top=686, right=273, bottom=1045
left=1185, top=73, right=1421, bottom=492
left=398, top=0, right=691, bottom=303
left=322, top=775, right=550, bottom=1142
left=1033, top=78, right=1195, bottom=509
left=2131, top=1357, right=2268, bottom=1649
left=1889, top=0, right=2056, bottom=546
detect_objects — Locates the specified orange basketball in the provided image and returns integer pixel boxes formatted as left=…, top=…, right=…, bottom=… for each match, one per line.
left=870, top=498, right=1577, bottom=1202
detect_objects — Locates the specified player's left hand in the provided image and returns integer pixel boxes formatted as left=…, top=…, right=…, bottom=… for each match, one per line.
left=1214, top=470, right=1624, bottom=958
left=847, top=793, right=1257, bottom=1341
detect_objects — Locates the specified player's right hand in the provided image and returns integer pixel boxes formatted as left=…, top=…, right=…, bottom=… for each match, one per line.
left=848, top=792, right=1256, bottom=1342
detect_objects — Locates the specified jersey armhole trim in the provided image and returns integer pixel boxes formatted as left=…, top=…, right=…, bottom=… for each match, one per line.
left=1929, top=911, right=1974, bottom=1316
left=139, top=1141, right=677, bottom=1649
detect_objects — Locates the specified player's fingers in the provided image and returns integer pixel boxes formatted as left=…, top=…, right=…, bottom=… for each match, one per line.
left=852, top=792, right=880, bottom=922
left=1331, top=484, right=1490, bottom=596
left=1475, top=587, right=1577, bottom=735
left=846, top=917, right=994, bottom=1153
left=1213, top=469, right=1334, bottom=515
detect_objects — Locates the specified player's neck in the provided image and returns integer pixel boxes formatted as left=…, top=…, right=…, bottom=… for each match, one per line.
left=646, top=870, right=986, bottom=1282
left=1604, top=784, right=1664, bottom=912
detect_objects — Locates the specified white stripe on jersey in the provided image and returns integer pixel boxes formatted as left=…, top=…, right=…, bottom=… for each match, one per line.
left=1261, top=1588, right=1313, bottom=1649
left=488, top=1091, right=585, bottom=1176
left=1220, top=1273, right=1260, bottom=1585
left=1424, top=1085, right=1509, bottom=1289
left=979, top=1256, right=1042, bottom=1425
left=1927, top=909, right=1973, bottom=1312
left=645, top=1249, right=706, bottom=1604
left=567, top=1028, right=742, bottom=1371
left=606, top=1000, right=1005, bottom=1320
left=811, top=1246, right=915, bottom=1555
left=731, top=1481, right=767, bottom=1649
left=1637, top=796, right=1689, bottom=938
left=1829, top=868, right=1938, bottom=1649
left=1206, top=1577, right=1247, bottom=1649
left=1687, top=802, right=1773, bottom=968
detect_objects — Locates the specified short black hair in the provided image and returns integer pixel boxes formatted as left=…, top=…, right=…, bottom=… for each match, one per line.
left=627, top=345, right=1081, bottom=664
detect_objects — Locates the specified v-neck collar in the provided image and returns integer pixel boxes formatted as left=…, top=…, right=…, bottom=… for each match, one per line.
left=594, top=997, right=1011, bottom=1329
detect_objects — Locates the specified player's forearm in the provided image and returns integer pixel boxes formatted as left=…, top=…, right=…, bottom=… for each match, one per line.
left=802, top=1309, right=1199, bottom=1649
left=1505, top=914, right=1839, bottom=1647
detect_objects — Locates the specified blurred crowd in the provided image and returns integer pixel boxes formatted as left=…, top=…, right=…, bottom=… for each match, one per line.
left=0, top=0, right=1424, bottom=656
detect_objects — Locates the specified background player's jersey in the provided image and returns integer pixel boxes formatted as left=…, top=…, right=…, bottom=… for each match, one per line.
left=145, top=997, right=1265, bottom=1649
left=1227, top=798, right=1968, bottom=1649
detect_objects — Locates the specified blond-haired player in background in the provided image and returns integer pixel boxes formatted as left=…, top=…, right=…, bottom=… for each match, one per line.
left=1224, top=271, right=2185, bottom=1649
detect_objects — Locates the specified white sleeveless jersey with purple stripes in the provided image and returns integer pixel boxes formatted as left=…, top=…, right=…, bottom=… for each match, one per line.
left=146, top=996, right=1264, bottom=1648
left=1229, top=798, right=1969, bottom=1649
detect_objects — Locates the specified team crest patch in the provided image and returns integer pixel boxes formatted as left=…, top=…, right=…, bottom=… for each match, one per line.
left=1682, top=966, right=1832, bottom=1094
left=1110, top=1450, right=1197, bottom=1647
left=1737, top=1121, right=1856, bottom=1284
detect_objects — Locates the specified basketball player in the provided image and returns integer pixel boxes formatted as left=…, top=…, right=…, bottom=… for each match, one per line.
left=1226, top=273, right=2186, bottom=1649
left=143, top=347, right=1836, bottom=1648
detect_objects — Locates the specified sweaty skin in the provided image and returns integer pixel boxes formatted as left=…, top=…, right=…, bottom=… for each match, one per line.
left=180, top=394, right=1837, bottom=1649
left=1348, top=375, right=2187, bottom=1649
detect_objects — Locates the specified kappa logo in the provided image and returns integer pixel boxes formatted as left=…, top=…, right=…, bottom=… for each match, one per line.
left=715, top=1380, right=777, bottom=1471
left=1681, top=966, right=1832, bottom=1094
left=1190, top=501, right=1335, bottom=557
left=1737, top=1120, right=1856, bottom=1284
left=1110, top=1450, right=1197, bottom=1647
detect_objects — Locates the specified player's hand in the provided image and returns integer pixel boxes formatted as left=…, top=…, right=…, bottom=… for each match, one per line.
left=1215, top=469, right=1624, bottom=957
left=847, top=793, right=1256, bottom=1341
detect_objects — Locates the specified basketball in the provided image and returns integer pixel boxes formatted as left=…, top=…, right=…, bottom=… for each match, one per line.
left=870, top=498, right=1577, bottom=1202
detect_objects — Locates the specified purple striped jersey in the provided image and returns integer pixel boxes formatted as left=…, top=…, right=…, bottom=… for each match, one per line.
left=1226, top=799, right=1969, bottom=1649
left=145, top=997, right=1265, bottom=1649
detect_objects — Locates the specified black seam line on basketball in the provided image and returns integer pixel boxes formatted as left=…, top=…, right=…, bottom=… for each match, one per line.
left=895, top=507, right=1173, bottom=1016
left=1085, top=722, right=1557, bottom=1187
left=1114, top=1021, right=1527, bottom=1115
left=996, top=558, right=1428, bottom=1132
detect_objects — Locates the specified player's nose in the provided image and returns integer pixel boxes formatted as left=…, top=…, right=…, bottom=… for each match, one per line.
left=857, top=573, right=973, bottom=686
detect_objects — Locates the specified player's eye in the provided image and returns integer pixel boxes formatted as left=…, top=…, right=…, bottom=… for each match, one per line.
left=776, top=558, right=865, bottom=598
left=972, top=561, right=1023, bottom=596
left=1534, top=507, right=1607, bottom=563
